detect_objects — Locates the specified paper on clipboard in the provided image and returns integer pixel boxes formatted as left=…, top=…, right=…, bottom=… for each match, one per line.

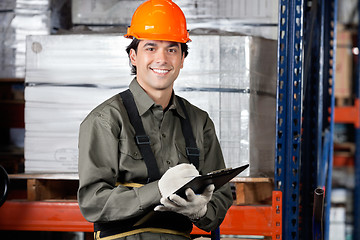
left=173, top=164, right=249, bottom=199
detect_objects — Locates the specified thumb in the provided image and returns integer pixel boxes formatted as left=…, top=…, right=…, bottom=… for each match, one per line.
left=202, top=184, right=215, bottom=198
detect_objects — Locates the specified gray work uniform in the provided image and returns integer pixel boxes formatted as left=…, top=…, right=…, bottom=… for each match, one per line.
left=78, top=78, right=233, bottom=239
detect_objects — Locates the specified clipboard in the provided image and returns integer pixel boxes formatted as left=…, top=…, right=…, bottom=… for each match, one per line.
left=173, top=164, right=249, bottom=199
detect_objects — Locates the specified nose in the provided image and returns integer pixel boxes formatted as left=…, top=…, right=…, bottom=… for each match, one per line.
left=155, top=49, right=168, bottom=64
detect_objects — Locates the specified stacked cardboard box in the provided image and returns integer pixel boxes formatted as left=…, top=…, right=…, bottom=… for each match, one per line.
left=335, top=24, right=354, bottom=105
left=25, top=34, right=276, bottom=176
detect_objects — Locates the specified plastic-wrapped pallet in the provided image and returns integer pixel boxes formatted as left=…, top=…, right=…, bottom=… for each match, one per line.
left=25, top=33, right=276, bottom=176
left=0, top=0, right=16, bottom=10
left=0, top=11, right=16, bottom=77
left=0, top=0, right=50, bottom=78
left=25, top=34, right=131, bottom=172
left=175, top=34, right=277, bottom=176
left=71, top=0, right=278, bottom=40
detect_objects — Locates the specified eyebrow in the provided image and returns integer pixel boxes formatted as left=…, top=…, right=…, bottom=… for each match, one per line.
left=143, top=42, right=156, bottom=48
left=143, top=42, right=180, bottom=49
left=167, top=42, right=180, bottom=48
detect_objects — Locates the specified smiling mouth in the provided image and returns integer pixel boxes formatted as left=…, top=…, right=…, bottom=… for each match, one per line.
left=151, top=68, right=170, bottom=74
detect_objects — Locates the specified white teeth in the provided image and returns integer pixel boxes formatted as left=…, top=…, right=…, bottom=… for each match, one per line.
left=152, top=68, right=169, bottom=74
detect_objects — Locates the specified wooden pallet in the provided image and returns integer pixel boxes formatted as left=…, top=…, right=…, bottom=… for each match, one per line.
left=335, top=96, right=353, bottom=107
left=231, top=177, right=274, bottom=205
left=8, top=173, right=78, bottom=201
left=8, top=173, right=274, bottom=204
left=334, top=142, right=355, bottom=156
left=333, top=142, right=355, bottom=166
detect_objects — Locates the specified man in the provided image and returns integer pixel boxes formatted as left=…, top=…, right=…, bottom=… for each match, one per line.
left=77, top=0, right=233, bottom=239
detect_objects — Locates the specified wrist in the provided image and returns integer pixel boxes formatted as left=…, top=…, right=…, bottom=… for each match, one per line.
left=189, top=205, right=207, bottom=221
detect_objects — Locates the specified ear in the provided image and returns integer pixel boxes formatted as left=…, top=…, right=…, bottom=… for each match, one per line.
left=180, top=52, right=185, bottom=69
left=129, top=49, right=137, bottom=66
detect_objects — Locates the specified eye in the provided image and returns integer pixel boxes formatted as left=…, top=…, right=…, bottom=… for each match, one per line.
left=146, top=47, right=155, bottom=51
left=168, top=48, right=177, bottom=53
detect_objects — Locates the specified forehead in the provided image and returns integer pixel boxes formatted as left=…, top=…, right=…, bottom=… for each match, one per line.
left=139, top=39, right=181, bottom=48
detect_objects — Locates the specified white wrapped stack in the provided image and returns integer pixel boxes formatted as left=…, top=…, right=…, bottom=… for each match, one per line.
left=25, top=34, right=276, bottom=176
left=25, top=34, right=131, bottom=172
left=0, top=10, right=16, bottom=78
left=175, top=35, right=277, bottom=176
left=71, top=0, right=278, bottom=40
left=0, top=0, right=50, bottom=78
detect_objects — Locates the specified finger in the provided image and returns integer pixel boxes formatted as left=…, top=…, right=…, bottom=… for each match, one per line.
left=205, top=184, right=215, bottom=193
left=154, top=205, right=167, bottom=212
left=202, top=184, right=215, bottom=198
left=182, top=165, right=199, bottom=176
left=171, top=163, right=198, bottom=175
left=184, top=188, right=197, bottom=201
left=169, top=194, right=187, bottom=206
left=158, top=199, right=182, bottom=212
left=161, top=197, right=180, bottom=208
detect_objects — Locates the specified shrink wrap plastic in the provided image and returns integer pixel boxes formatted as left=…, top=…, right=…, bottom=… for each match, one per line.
left=25, top=34, right=276, bottom=176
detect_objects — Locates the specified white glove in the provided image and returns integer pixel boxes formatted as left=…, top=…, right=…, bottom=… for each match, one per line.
left=158, top=163, right=199, bottom=198
left=154, top=184, right=215, bottom=221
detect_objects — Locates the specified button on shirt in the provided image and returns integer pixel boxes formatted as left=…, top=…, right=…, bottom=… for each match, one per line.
left=78, top=78, right=233, bottom=233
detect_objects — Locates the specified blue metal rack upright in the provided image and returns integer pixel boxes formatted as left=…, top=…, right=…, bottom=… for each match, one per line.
left=277, top=0, right=337, bottom=239
left=301, top=0, right=337, bottom=239
left=322, top=2, right=337, bottom=240
left=276, top=0, right=303, bottom=239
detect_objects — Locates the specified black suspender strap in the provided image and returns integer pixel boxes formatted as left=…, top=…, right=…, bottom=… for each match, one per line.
left=119, top=89, right=200, bottom=182
left=176, top=96, right=200, bottom=169
left=120, top=89, right=161, bottom=182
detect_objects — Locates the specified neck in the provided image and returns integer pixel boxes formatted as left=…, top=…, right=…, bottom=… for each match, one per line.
left=135, top=77, right=174, bottom=109
left=148, top=88, right=172, bottom=109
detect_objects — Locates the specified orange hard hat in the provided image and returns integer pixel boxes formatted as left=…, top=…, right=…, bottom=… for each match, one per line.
left=124, top=0, right=191, bottom=43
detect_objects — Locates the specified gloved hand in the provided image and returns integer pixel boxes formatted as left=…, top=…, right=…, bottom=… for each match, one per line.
left=154, top=184, right=215, bottom=221
left=158, top=163, right=199, bottom=198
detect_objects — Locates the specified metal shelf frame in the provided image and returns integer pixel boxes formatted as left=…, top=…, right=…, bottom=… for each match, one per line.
left=275, top=0, right=304, bottom=239
left=300, top=0, right=337, bottom=239
left=276, top=0, right=337, bottom=239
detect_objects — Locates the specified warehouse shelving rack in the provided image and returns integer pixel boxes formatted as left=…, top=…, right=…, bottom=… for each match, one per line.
left=0, top=0, right=344, bottom=239
left=273, top=0, right=338, bottom=239
left=0, top=191, right=283, bottom=238
left=299, top=0, right=337, bottom=239
left=333, top=0, right=360, bottom=237
left=275, top=0, right=303, bottom=239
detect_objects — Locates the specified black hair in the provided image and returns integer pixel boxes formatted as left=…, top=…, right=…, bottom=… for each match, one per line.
left=125, top=38, right=189, bottom=75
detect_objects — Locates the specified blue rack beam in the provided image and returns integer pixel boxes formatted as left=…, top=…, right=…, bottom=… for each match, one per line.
left=275, top=0, right=303, bottom=239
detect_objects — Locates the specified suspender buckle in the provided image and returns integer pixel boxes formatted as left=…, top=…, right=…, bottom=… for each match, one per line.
left=186, top=147, right=200, bottom=157
left=135, top=135, right=150, bottom=145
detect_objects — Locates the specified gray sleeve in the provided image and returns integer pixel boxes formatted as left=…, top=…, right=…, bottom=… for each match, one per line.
left=77, top=113, right=161, bottom=223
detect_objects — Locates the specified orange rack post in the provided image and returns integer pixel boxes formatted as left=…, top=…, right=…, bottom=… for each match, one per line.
left=334, top=98, right=360, bottom=128
left=192, top=191, right=282, bottom=239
